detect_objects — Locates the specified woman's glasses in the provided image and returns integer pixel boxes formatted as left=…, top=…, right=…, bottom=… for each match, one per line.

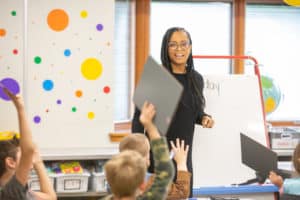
left=168, top=41, right=190, bottom=50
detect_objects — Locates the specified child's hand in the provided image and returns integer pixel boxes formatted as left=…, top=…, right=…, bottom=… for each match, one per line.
left=0, top=84, right=24, bottom=110
left=139, top=101, right=156, bottom=129
left=269, top=171, right=283, bottom=188
left=170, top=138, right=189, bottom=171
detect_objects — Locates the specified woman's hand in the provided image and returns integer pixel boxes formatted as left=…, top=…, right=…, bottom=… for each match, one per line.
left=201, top=115, right=214, bottom=128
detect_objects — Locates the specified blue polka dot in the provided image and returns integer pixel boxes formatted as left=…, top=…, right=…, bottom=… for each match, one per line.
left=64, top=49, right=71, bottom=57
left=43, top=80, right=54, bottom=91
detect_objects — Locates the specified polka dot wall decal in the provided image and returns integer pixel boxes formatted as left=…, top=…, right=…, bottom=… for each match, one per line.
left=75, top=90, right=82, bottom=97
left=33, top=116, right=41, bottom=124
left=80, top=10, right=88, bottom=18
left=64, top=49, right=71, bottom=57
left=96, top=24, right=103, bottom=31
left=43, top=79, right=54, bottom=91
left=81, top=58, right=103, bottom=80
left=34, top=56, right=42, bottom=64
left=87, top=112, right=95, bottom=119
left=0, top=29, right=6, bottom=37
left=57, top=99, right=62, bottom=105
left=0, top=78, right=20, bottom=101
left=103, top=86, right=110, bottom=94
left=71, top=106, right=77, bottom=112
left=47, top=9, right=69, bottom=32
left=11, top=10, right=17, bottom=16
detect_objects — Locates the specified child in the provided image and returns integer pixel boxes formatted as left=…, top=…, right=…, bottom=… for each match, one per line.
left=119, top=134, right=191, bottom=199
left=0, top=85, right=56, bottom=200
left=269, top=142, right=300, bottom=195
left=102, top=101, right=174, bottom=200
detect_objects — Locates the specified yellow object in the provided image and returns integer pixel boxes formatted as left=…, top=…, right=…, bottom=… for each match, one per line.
left=0, top=131, right=20, bottom=141
left=60, top=161, right=83, bottom=174
left=265, top=97, right=276, bottom=113
left=284, top=0, right=300, bottom=6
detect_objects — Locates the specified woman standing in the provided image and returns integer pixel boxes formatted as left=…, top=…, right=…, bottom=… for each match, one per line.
left=132, top=27, right=214, bottom=197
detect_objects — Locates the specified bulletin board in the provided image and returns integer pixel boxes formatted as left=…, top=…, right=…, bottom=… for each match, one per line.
left=192, top=74, right=268, bottom=187
left=0, top=0, right=116, bottom=151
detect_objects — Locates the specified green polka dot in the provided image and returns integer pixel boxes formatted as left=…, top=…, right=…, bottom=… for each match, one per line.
left=34, top=56, right=42, bottom=64
left=72, top=107, right=77, bottom=112
left=11, top=11, right=17, bottom=16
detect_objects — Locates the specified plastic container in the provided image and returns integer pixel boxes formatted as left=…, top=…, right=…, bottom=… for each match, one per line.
left=55, top=171, right=90, bottom=193
left=90, top=172, right=106, bottom=192
left=28, top=173, right=55, bottom=191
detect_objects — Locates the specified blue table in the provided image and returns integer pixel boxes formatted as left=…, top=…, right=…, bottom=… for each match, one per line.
left=192, top=184, right=279, bottom=200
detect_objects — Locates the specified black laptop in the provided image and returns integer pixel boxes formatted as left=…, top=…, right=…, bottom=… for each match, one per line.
left=240, top=132, right=291, bottom=183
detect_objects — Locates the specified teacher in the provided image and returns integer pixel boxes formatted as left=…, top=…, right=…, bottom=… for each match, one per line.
left=132, top=27, right=214, bottom=197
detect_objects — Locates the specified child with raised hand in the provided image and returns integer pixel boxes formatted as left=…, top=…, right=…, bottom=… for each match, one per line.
left=103, top=101, right=174, bottom=200
left=119, top=133, right=191, bottom=199
left=0, top=85, right=56, bottom=200
left=269, top=142, right=300, bottom=195
left=167, top=138, right=191, bottom=199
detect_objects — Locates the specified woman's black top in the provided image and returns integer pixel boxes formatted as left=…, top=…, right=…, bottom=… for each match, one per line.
left=132, top=69, right=207, bottom=174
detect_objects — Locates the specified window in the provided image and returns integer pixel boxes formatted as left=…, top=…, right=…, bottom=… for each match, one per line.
left=245, top=5, right=300, bottom=121
left=114, top=0, right=134, bottom=121
left=150, top=1, right=231, bottom=74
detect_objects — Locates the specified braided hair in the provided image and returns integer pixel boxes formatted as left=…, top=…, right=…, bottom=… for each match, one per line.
left=160, top=27, right=205, bottom=112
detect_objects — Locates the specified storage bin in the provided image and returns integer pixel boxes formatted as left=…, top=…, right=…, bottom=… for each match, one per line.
left=269, top=127, right=300, bottom=149
left=28, top=173, right=55, bottom=191
left=90, top=172, right=106, bottom=192
left=55, top=171, right=90, bottom=193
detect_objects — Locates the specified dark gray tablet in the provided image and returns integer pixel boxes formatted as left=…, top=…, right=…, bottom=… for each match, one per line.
left=240, top=132, right=277, bottom=179
left=133, top=56, right=183, bottom=136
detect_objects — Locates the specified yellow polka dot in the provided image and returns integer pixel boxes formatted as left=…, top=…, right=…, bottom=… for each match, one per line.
left=80, top=10, right=88, bottom=18
left=81, top=58, right=103, bottom=80
left=88, top=112, right=95, bottom=119
left=284, top=0, right=300, bottom=6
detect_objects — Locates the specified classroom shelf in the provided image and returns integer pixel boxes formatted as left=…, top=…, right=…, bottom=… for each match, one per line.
left=57, top=191, right=107, bottom=197
left=40, top=147, right=118, bottom=161
left=273, top=149, right=293, bottom=157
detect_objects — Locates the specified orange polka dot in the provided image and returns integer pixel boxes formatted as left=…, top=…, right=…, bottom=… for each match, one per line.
left=75, top=90, right=82, bottom=97
left=0, top=29, right=6, bottom=37
left=47, top=9, right=69, bottom=31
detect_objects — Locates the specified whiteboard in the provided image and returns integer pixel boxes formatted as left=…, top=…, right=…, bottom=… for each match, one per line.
left=192, top=74, right=267, bottom=187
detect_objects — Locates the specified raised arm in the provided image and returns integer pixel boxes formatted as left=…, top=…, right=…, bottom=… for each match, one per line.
left=1, top=85, right=35, bottom=186
left=168, top=138, right=191, bottom=199
left=138, top=101, right=174, bottom=200
left=32, top=147, right=57, bottom=200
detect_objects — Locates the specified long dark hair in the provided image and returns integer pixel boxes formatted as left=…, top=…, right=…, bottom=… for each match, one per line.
left=160, top=27, right=205, bottom=112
